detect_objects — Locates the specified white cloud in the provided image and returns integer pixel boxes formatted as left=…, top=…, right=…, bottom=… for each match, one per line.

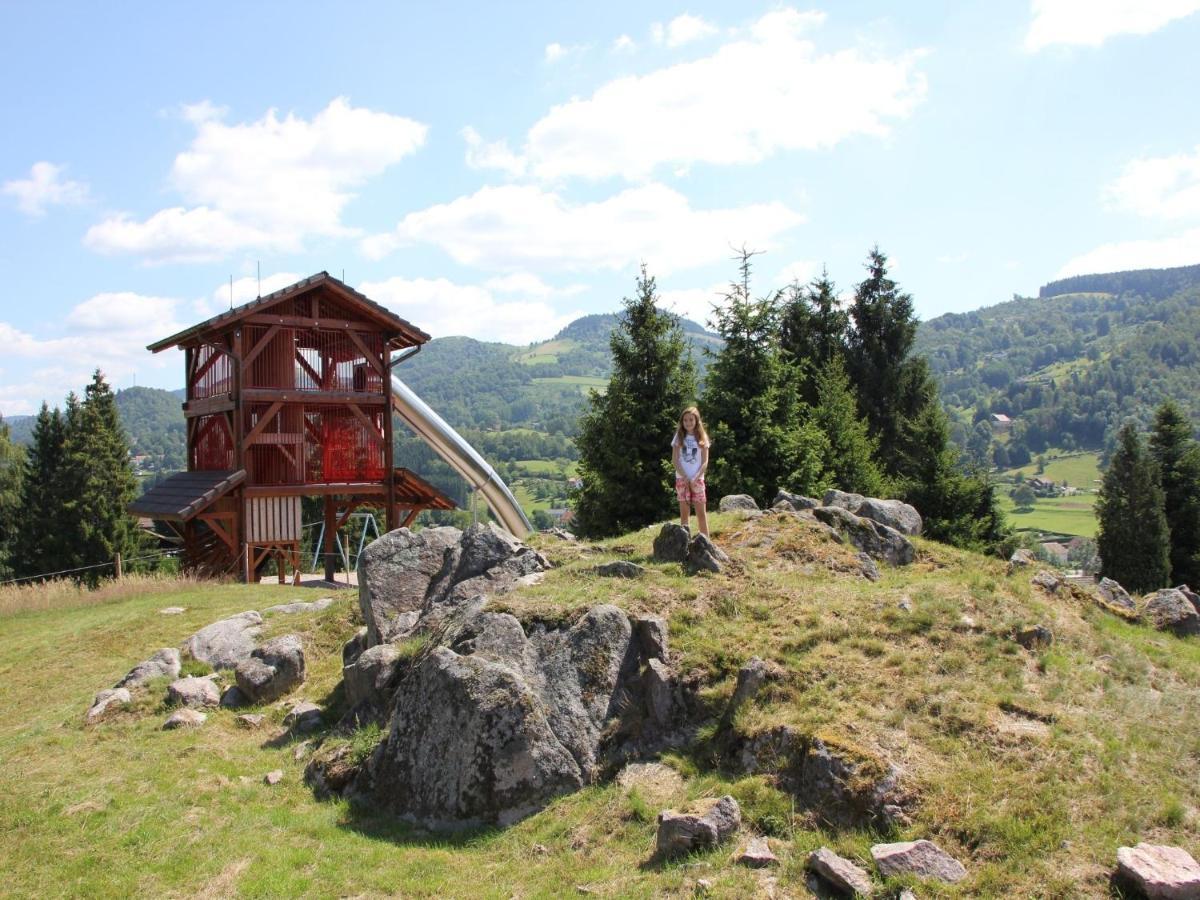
left=1055, top=227, right=1200, bottom=277
left=469, top=7, right=925, bottom=181
left=3, top=162, right=89, bottom=216
left=657, top=283, right=727, bottom=329
left=545, top=42, right=568, bottom=63
left=1105, top=144, right=1200, bottom=220
left=612, top=34, right=636, bottom=53
left=655, top=13, right=719, bottom=47
left=462, top=126, right=527, bottom=177
left=362, top=182, right=803, bottom=275
left=357, top=276, right=583, bottom=344
left=1025, top=0, right=1200, bottom=51
left=85, top=97, right=427, bottom=262
left=0, top=292, right=187, bottom=415
left=775, top=259, right=820, bottom=286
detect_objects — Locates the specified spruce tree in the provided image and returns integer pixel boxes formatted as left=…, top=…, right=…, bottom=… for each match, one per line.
left=701, top=251, right=806, bottom=504
left=0, top=416, right=24, bottom=580
left=1148, top=400, right=1200, bottom=587
left=13, top=403, right=66, bottom=579
left=810, top=357, right=882, bottom=496
left=1097, top=424, right=1170, bottom=593
left=59, top=371, right=139, bottom=585
left=574, top=267, right=697, bottom=538
left=780, top=270, right=848, bottom=407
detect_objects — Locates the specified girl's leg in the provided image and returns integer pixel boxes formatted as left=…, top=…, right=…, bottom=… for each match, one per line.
left=695, top=504, right=709, bottom=537
left=678, top=500, right=690, bottom=529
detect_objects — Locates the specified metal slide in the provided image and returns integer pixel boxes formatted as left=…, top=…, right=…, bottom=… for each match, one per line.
left=390, top=374, right=533, bottom=537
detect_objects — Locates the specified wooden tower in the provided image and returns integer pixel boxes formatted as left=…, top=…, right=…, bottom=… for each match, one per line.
left=129, top=272, right=455, bottom=583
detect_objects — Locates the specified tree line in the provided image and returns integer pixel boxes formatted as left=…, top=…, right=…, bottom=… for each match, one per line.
left=0, top=371, right=140, bottom=585
left=1097, top=401, right=1200, bottom=593
left=573, top=248, right=1008, bottom=552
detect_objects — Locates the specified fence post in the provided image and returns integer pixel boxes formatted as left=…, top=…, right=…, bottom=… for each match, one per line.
left=114, top=552, right=123, bottom=579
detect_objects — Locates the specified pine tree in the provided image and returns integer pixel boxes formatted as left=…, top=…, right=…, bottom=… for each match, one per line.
left=1097, top=423, right=1170, bottom=593
left=810, top=357, right=882, bottom=496
left=701, top=250, right=804, bottom=504
left=780, top=270, right=848, bottom=407
left=13, top=403, right=66, bottom=578
left=0, top=416, right=24, bottom=580
left=1148, top=400, right=1200, bottom=587
left=574, top=267, right=698, bottom=538
left=59, top=371, right=139, bottom=585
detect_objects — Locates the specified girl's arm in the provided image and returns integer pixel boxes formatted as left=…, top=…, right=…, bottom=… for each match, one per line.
left=696, top=444, right=709, bottom=482
left=672, top=443, right=683, bottom=477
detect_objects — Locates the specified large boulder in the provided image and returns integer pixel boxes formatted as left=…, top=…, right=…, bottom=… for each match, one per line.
left=812, top=506, right=914, bottom=567
left=686, top=533, right=730, bottom=574
left=855, top=498, right=922, bottom=536
left=182, top=611, right=263, bottom=670
left=719, top=494, right=759, bottom=512
left=361, top=604, right=637, bottom=828
left=115, top=648, right=182, bottom=690
left=1116, top=843, right=1200, bottom=899
left=344, top=643, right=402, bottom=709
left=652, top=523, right=691, bottom=563
left=1098, top=577, right=1136, bottom=612
left=773, top=490, right=819, bottom=511
left=1145, top=588, right=1200, bottom=637
left=655, top=796, right=741, bottom=857
left=822, top=490, right=866, bottom=512
left=359, top=524, right=549, bottom=646
left=235, top=635, right=306, bottom=704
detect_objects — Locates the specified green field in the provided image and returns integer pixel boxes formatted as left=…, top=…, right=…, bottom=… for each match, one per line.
left=514, top=338, right=577, bottom=365
left=1001, top=451, right=1102, bottom=490
left=999, top=492, right=1098, bottom=537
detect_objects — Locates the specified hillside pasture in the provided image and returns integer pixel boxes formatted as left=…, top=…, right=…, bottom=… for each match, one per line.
left=999, top=492, right=1098, bottom=538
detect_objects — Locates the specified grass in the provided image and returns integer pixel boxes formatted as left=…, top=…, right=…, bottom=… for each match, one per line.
left=2, top=511, right=1199, bottom=896
left=1002, top=451, right=1103, bottom=490
left=998, top=492, right=1098, bottom=537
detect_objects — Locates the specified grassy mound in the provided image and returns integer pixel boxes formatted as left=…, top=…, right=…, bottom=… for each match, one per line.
left=1, top=511, right=1198, bottom=897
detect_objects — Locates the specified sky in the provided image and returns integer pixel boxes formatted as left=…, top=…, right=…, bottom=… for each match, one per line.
left=2, top=0, right=1199, bottom=415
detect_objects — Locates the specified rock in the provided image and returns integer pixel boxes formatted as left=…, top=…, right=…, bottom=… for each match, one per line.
left=655, top=795, right=741, bottom=857
left=652, top=523, right=691, bottom=563
left=235, top=634, right=306, bottom=703
left=344, top=643, right=402, bottom=708
left=738, top=728, right=907, bottom=829
left=182, top=611, right=264, bottom=670
left=1178, top=585, right=1200, bottom=614
left=364, top=603, right=637, bottom=828
left=219, top=685, right=249, bottom=708
left=634, top=615, right=669, bottom=662
left=343, top=627, right=369, bottom=667
left=898, top=599, right=913, bottom=613
left=283, top=701, right=323, bottom=733
left=856, top=553, right=881, bottom=582
left=721, top=656, right=770, bottom=729
left=856, top=498, right=922, bottom=536
left=358, top=526, right=463, bottom=645
left=594, top=561, right=645, bottom=578
left=644, top=658, right=674, bottom=727
left=85, top=688, right=131, bottom=723
left=1008, top=548, right=1036, bottom=573
left=167, top=675, right=220, bottom=708
left=264, top=770, right=284, bottom=786
left=429, top=522, right=552, bottom=611
left=1014, top=624, right=1054, bottom=650
left=696, top=880, right=713, bottom=893
left=773, top=490, right=819, bottom=511
left=265, top=598, right=335, bottom=615
left=686, top=533, right=730, bottom=574
left=870, top=840, right=966, bottom=884
left=1116, top=843, right=1200, bottom=899
left=544, top=527, right=577, bottom=542
left=719, top=494, right=760, bottom=512
left=1145, top=588, right=1200, bottom=637
left=812, top=506, right=914, bottom=566
left=822, top=490, right=866, bottom=513
left=160, top=606, right=186, bottom=615
left=236, top=713, right=264, bottom=729
left=293, top=741, right=311, bottom=761
left=1099, top=577, right=1136, bottom=612
left=807, top=847, right=874, bottom=897
left=163, top=708, right=206, bottom=729
left=898, top=891, right=916, bottom=900
left=1031, top=569, right=1063, bottom=593
left=738, top=837, right=779, bottom=868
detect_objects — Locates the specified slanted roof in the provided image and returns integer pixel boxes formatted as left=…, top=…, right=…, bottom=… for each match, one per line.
left=128, top=469, right=246, bottom=521
left=393, top=468, right=456, bottom=511
left=147, top=272, right=430, bottom=353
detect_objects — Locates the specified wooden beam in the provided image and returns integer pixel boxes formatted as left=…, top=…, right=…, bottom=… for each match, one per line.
left=335, top=499, right=367, bottom=530
left=243, top=401, right=283, bottom=446
left=190, top=345, right=225, bottom=388
left=347, top=403, right=380, bottom=439
left=198, top=513, right=237, bottom=552
left=294, top=350, right=321, bottom=386
left=401, top=508, right=420, bottom=528
left=183, top=395, right=234, bottom=417
left=346, top=330, right=386, bottom=378
left=245, top=313, right=379, bottom=331
left=241, top=324, right=281, bottom=369
left=245, top=483, right=387, bottom=498
left=242, top=389, right=385, bottom=405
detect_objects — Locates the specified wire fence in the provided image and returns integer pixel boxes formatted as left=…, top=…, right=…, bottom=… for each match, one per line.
left=0, top=548, right=180, bottom=587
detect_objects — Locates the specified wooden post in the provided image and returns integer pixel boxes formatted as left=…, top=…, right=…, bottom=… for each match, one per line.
left=114, top=552, right=123, bottom=579
left=242, top=541, right=252, bottom=583
left=323, top=496, right=337, bottom=582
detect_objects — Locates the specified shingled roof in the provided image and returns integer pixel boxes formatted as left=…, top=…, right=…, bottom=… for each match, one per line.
left=128, top=470, right=246, bottom=521
left=147, top=271, right=430, bottom=353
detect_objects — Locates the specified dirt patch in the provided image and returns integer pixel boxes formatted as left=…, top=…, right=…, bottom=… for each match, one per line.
left=615, top=761, right=684, bottom=805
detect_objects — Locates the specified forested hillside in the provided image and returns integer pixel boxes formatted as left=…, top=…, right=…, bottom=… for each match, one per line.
left=917, top=263, right=1200, bottom=467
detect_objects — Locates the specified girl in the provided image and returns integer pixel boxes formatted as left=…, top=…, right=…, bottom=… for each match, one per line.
left=671, top=406, right=710, bottom=536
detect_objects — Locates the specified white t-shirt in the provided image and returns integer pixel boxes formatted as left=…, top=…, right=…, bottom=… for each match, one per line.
left=672, top=432, right=704, bottom=480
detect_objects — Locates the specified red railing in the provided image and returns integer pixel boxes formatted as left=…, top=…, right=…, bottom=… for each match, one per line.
left=243, top=402, right=384, bottom=486
left=244, top=325, right=384, bottom=393
left=191, top=343, right=233, bottom=399
left=192, top=414, right=235, bottom=470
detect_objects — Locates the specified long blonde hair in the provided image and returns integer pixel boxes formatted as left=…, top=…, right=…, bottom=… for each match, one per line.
left=675, top=406, right=710, bottom=447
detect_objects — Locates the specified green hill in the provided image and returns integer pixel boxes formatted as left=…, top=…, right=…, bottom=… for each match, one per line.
left=3, top=511, right=1199, bottom=896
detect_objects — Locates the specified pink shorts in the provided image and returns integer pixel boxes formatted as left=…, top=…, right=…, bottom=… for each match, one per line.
left=675, top=475, right=707, bottom=505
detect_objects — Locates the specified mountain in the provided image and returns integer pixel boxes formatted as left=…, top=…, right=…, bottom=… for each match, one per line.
left=916, top=263, right=1200, bottom=466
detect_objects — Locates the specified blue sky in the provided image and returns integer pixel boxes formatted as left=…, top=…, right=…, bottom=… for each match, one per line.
left=2, top=1, right=1199, bottom=415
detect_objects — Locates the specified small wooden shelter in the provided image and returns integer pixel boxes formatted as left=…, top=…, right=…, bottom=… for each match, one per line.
left=130, top=272, right=455, bottom=582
